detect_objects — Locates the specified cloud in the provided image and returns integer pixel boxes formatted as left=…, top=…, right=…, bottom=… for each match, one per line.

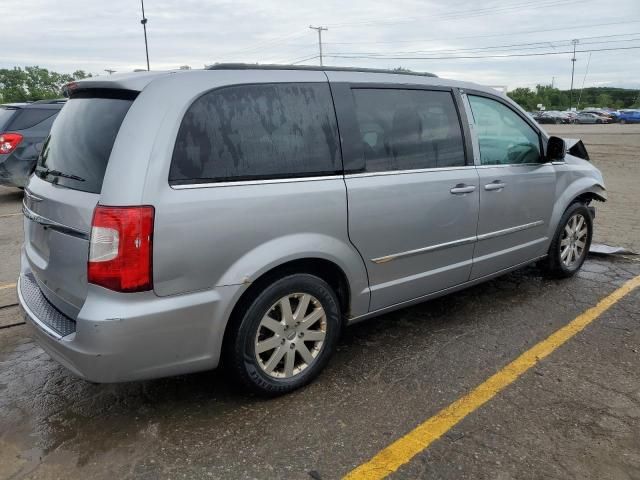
left=1, top=0, right=639, bottom=90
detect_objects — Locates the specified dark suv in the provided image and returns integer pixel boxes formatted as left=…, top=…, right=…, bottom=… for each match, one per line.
left=0, top=100, right=65, bottom=188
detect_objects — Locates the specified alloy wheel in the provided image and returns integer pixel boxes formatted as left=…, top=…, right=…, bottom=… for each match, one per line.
left=560, top=213, right=588, bottom=267
left=254, top=293, right=327, bottom=379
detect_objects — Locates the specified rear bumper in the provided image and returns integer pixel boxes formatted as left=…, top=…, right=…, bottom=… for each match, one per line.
left=18, top=269, right=243, bottom=383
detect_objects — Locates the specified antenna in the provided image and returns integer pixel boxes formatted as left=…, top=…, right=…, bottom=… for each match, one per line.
left=140, top=0, right=150, bottom=70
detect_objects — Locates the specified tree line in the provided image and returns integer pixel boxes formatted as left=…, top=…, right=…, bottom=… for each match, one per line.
left=0, top=66, right=91, bottom=103
left=507, top=84, right=640, bottom=111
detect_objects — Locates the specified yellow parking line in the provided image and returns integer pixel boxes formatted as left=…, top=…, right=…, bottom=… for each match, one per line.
left=344, top=274, right=640, bottom=480
left=0, top=283, right=16, bottom=291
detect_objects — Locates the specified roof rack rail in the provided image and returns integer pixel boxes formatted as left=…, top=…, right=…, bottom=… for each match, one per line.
left=31, top=99, right=67, bottom=104
left=205, top=63, right=437, bottom=78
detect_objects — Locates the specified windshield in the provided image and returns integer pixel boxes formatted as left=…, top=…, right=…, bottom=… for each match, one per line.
left=0, top=108, right=18, bottom=131
left=36, top=96, right=133, bottom=193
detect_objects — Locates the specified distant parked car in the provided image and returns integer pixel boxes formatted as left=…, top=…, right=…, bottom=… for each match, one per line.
left=581, top=110, right=614, bottom=121
left=575, top=112, right=610, bottom=124
left=536, top=111, right=572, bottom=124
left=0, top=100, right=65, bottom=188
left=617, top=110, right=640, bottom=124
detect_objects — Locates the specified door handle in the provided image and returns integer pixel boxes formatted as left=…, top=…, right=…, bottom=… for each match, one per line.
left=484, top=181, right=506, bottom=191
left=450, top=184, right=476, bottom=195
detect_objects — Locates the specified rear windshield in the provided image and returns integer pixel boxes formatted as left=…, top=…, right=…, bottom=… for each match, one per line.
left=8, top=108, right=58, bottom=131
left=0, top=108, right=18, bottom=131
left=36, top=95, right=133, bottom=193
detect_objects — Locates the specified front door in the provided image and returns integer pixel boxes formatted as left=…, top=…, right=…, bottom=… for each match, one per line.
left=334, top=84, right=480, bottom=311
left=465, top=94, right=556, bottom=279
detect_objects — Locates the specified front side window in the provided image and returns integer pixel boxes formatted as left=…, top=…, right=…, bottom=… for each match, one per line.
left=170, top=83, right=341, bottom=184
left=468, top=95, right=541, bottom=166
left=352, top=89, right=466, bottom=172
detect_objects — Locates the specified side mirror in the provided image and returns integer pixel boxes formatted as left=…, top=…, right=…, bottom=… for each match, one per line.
left=546, top=136, right=566, bottom=162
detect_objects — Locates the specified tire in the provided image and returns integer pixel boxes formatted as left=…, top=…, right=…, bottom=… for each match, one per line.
left=541, top=203, right=593, bottom=278
left=225, top=273, right=341, bottom=396
left=555, top=119, right=561, bottom=124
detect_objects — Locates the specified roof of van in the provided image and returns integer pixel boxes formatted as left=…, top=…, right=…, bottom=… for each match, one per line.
left=65, top=65, right=501, bottom=97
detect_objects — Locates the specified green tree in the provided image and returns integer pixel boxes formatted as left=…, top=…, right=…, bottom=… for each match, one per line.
left=0, top=66, right=92, bottom=103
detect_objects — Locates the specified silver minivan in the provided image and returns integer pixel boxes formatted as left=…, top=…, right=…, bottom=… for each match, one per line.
left=18, top=65, right=606, bottom=395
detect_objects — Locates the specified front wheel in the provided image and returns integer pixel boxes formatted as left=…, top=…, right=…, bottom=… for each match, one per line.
left=225, top=274, right=341, bottom=396
left=541, top=203, right=593, bottom=278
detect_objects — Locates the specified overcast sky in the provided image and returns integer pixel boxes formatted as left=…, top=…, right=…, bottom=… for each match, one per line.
left=2, top=0, right=640, bottom=90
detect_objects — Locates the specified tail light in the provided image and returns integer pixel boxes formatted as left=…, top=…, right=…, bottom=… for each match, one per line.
left=88, top=205, right=154, bottom=292
left=0, top=133, right=23, bottom=154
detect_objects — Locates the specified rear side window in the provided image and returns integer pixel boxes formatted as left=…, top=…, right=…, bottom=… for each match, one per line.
left=7, top=108, right=57, bottom=130
left=170, top=83, right=341, bottom=184
left=352, top=89, right=466, bottom=172
left=36, top=95, right=133, bottom=194
left=0, top=108, right=18, bottom=131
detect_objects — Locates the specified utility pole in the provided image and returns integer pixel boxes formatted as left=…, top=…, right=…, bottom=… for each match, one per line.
left=140, top=0, right=150, bottom=71
left=569, top=39, right=578, bottom=110
left=309, top=25, right=328, bottom=66
left=551, top=76, right=555, bottom=88
left=104, top=69, right=116, bottom=75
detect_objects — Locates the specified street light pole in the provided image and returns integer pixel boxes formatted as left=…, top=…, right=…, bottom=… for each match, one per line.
left=309, top=25, right=328, bottom=66
left=140, top=0, right=150, bottom=71
left=569, top=39, right=578, bottom=110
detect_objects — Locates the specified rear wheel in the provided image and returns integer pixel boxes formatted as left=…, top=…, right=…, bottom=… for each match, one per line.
left=225, top=274, right=341, bottom=395
left=541, top=203, right=593, bottom=278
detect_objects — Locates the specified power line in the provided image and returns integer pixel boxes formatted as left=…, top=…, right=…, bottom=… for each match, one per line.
left=325, top=35, right=640, bottom=57
left=577, top=53, right=592, bottom=110
left=324, top=0, right=582, bottom=28
left=323, top=44, right=640, bottom=61
left=291, top=55, right=321, bottom=65
left=322, top=20, right=640, bottom=46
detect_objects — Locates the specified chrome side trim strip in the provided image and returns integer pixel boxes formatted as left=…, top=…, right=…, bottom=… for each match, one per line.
left=22, top=202, right=90, bottom=240
left=370, top=220, right=544, bottom=264
left=345, top=165, right=475, bottom=179
left=371, top=236, right=477, bottom=264
left=476, top=220, right=544, bottom=241
left=171, top=175, right=343, bottom=189
left=475, top=163, right=549, bottom=169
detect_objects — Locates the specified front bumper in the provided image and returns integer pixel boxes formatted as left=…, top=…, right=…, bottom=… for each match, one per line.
left=18, top=269, right=242, bottom=383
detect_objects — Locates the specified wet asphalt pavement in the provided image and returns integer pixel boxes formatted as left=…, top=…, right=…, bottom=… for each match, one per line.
left=1, top=125, right=640, bottom=479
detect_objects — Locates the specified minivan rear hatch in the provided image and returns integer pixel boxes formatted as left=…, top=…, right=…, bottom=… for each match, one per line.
left=23, top=90, right=136, bottom=319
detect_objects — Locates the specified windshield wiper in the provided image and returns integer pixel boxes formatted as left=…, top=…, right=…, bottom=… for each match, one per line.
left=35, top=166, right=85, bottom=182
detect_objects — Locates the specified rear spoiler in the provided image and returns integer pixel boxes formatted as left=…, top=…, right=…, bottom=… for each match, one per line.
left=563, top=138, right=590, bottom=161
left=61, top=71, right=174, bottom=98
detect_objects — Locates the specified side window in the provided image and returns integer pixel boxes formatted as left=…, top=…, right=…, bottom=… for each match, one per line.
left=170, top=83, right=341, bottom=184
left=468, top=95, right=541, bottom=166
left=352, top=89, right=466, bottom=172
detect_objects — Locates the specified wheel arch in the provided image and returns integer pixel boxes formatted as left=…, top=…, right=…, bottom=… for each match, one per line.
left=547, top=177, right=606, bottom=241
left=220, top=256, right=356, bottom=361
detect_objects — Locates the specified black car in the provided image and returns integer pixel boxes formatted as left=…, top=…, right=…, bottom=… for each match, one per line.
left=0, top=100, right=65, bottom=188
left=535, top=111, right=572, bottom=124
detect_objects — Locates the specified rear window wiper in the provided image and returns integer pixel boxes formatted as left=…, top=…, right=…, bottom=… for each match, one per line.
left=35, top=166, right=85, bottom=182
